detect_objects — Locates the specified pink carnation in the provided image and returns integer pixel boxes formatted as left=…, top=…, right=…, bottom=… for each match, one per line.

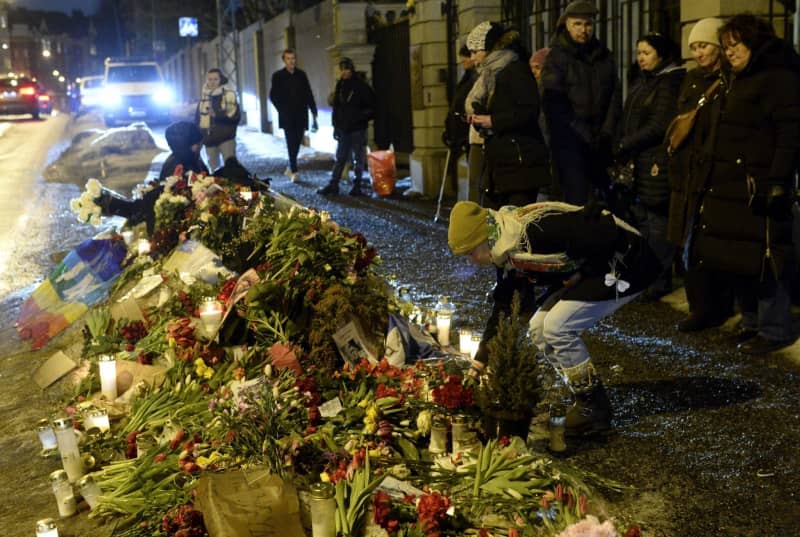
left=557, top=516, right=618, bottom=537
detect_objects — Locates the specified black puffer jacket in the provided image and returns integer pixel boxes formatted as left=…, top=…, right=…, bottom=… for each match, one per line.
left=330, top=75, right=375, bottom=133
left=541, top=29, right=621, bottom=148
left=666, top=67, right=726, bottom=246
left=617, top=63, right=685, bottom=210
left=692, top=38, right=800, bottom=278
left=483, top=52, right=550, bottom=196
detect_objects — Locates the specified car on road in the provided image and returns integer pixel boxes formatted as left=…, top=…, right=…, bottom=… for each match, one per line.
left=0, top=77, right=45, bottom=119
left=101, top=57, right=174, bottom=126
left=79, top=75, right=104, bottom=113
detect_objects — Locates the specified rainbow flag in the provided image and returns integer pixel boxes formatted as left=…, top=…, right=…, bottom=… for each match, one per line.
left=17, top=237, right=128, bottom=350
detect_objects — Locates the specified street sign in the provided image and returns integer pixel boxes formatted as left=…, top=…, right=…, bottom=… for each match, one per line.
left=179, top=17, right=198, bottom=37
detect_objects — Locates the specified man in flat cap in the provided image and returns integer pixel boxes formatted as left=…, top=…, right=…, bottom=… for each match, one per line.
left=541, top=0, right=621, bottom=205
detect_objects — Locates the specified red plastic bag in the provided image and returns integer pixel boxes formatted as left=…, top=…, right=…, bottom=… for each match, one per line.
left=368, top=146, right=397, bottom=197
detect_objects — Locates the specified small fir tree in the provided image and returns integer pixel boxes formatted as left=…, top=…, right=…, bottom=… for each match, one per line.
left=476, top=292, right=542, bottom=419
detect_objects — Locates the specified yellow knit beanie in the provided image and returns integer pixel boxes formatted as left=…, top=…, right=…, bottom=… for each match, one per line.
left=448, top=201, right=489, bottom=255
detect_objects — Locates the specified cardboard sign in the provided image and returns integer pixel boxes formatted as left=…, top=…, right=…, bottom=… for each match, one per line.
left=33, top=351, right=78, bottom=389
left=332, top=319, right=379, bottom=365
left=110, top=296, right=146, bottom=323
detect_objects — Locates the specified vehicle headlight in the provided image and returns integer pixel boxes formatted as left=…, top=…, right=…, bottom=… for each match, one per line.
left=152, top=86, right=174, bottom=105
left=101, top=88, right=121, bottom=107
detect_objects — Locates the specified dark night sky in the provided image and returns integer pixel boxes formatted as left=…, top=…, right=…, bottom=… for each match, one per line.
left=16, top=0, right=100, bottom=15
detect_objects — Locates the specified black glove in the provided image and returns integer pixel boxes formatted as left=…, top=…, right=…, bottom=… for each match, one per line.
left=583, top=199, right=609, bottom=220
left=441, top=130, right=451, bottom=148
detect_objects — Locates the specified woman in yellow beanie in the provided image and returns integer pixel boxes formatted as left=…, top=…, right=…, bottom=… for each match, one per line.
left=448, top=199, right=661, bottom=437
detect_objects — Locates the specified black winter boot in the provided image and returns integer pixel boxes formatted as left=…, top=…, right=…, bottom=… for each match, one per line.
left=560, top=362, right=612, bottom=436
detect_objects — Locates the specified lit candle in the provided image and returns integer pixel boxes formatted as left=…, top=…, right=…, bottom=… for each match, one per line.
left=35, top=418, right=58, bottom=452
left=469, top=332, right=483, bottom=359
left=84, top=409, right=110, bottom=433
left=121, top=230, right=134, bottom=245
left=436, top=310, right=451, bottom=347
left=77, top=474, right=102, bottom=510
left=428, top=415, right=448, bottom=455
left=240, top=188, right=253, bottom=201
left=35, top=518, right=59, bottom=537
left=97, top=355, right=117, bottom=400
left=137, top=238, right=151, bottom=256
left=199, top=296, right=223, bottom=333
left=459, top=328, right=472, bottom=355
left=49, top=470, right=77, bottom=518
left=308, top=482, right=336, bottom=537
left=52, top=417, right=84, bottom=483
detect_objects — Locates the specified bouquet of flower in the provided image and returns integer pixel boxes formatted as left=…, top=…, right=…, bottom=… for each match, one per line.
left=70, top=178, right=104, bottom=225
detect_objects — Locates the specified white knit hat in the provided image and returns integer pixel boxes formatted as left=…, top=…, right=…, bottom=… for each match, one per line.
left=688, top=18, right=724, bottom=47
left=466, top=21, right=493, bottom=52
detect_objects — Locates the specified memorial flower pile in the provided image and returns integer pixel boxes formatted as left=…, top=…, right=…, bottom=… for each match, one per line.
left=41, top=170, right=641, bottom=537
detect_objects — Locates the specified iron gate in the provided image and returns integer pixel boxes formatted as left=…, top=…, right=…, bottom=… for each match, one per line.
left=370, top=21, right=413, bottom=153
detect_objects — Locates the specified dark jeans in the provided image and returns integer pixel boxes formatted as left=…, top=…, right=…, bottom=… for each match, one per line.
left=736, top=270, right=795, bottom=342
left=631, top=204, right=675, bottom=293
left=331, top=128, right=367, bottom=186
left=552, top=143, right=610, bottom=205
left=684, top=266, right=734, bottom=321
left=283, top=124, right=305, bottom=173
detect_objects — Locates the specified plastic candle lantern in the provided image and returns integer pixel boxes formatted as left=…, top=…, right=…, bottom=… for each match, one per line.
left=49, top=470, right=77, bottom=518
left=199, top=296, right=224, bottom=332
left=469, top=331, right=483, bottom=359
left=35, top=518, right=58, bottom=537
left=435, top=295, right=455, bottom=347
left=548, top=402, right=567, bottom=453
left=97, top=355, right=117, bottom=400
left=429, top=415, right=448, bottom=454
left=459, top=328, right=472, bottom=354
left=308, top=482, right=336, bottom=537
left=52, top=417, right=84, bottom=482
left=77, top=474, right=102, bottom=510
left=84, top=409, right=110, bottom=433
left=35, top=418, right=58, bottom=452
left=137, top=238, right=151, bottom=255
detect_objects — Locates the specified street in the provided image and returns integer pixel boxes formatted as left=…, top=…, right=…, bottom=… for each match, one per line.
left=0, top=113, right=798, bottom=536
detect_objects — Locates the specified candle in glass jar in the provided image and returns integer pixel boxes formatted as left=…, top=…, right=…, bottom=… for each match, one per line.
left=469, top=332, right=483, bottom=359
left=436, top=310, right=451, bottom=347
left=137, top=238, right=151, bottom=256
left=429, top=415, right=448, bottom=454
left=53, top=416, right=84, bottom=482
left=98, top=355, right=117, bottom=400
left=77, top=474, right=102, bottom=510
left=199, top=296, right=223, bottom=332
left=308, top=482, right=336, bottom=537
left=50, top=470, right=77, bottom=518
left=459, top=328, right=472, bottom=354
left=35, top=518, right=59, bottom=537
left=35, top=418, right=58, bottom=452
left=84, top=409, right=110, bottom=433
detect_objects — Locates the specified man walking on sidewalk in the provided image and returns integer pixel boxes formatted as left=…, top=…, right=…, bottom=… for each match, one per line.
left=318, top=57, right=375, bottom=197
left=269, top=48, right=318, bottom=182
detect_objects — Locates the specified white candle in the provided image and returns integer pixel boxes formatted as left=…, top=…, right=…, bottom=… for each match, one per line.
left=309, top=482, right=336, bottom=537
left=50, top=470, right=77, bottom=518
left=35, top=419, right=58, bottom=451
left=84, top=409, right=110, bottom=433
left=53, top=417, right=84, bottom=483
left=469, top=332, right=482, bottom=359
left=35, top=518, right=59, bottom=537
left=137, top=238, right=151, bottom=256
left=459, top=328, right=472, bottom=354
left=98, top=355, right=117, bottom=400
left=240, top=189, right=253, bottom=201
left=121, top=230, right=134, bottom=245
left=436, top=311, right=451, bottom=347
left=199, top=297, right=223, bottom=332
left=77, top=474, right=102, bottom=510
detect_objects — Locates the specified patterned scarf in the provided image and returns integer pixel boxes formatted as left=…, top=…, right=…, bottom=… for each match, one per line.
left=464, top=49, right=518, bottom=115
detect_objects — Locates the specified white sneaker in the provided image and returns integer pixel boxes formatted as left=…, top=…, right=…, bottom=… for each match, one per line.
left=289, top=172, right=299, bottom=182
left=283, top=167, right=292, bottom=177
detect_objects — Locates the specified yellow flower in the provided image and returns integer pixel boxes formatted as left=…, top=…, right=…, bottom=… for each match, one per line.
left=358, top=398, right=370, bottom=408
left=366, top=404, right=380, bottom=421
left=368, top=448, right=381, bottom=458
left=320, top=472, right=331, bottom=483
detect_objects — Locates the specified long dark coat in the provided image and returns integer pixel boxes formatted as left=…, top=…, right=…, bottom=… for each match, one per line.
left=665, top=67, right=725, bottom=246
left=484, top=58, right=550, bottom=196
left=691, top=38, right=800, bottom=278
left=269, top=67, right=318, bottom=130
left=617, top=63, right=685, bottom=211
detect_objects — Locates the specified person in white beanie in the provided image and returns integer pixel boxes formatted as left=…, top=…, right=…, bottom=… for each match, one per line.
left=665, top=17, right=734, bottom=334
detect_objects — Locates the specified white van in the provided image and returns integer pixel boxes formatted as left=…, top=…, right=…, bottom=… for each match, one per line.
left=101, top=57, right=174, bottom=126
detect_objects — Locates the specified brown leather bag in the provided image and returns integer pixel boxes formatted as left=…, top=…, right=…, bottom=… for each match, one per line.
left=665, top=78, right=721, bottom=155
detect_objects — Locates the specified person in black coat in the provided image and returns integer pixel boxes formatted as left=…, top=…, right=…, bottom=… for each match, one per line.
left=318, top=58, right=375, bottom=197
left=465, top=21, right=549, bottom=209
left=612, top=33, right=685, bottom=300
left=448, top=200, right=661, bottom=438
left=269, top=49, right=318, bottom=182
left=692, top=15, right=800, bottom=354
left=666, top=17, right=735, bottom=333
left=541, top=0, right=621, bottom=205
left=443, top=45, right=478, bottom=200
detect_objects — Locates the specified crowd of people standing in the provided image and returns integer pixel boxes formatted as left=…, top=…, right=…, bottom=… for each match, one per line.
left=446, top=1, right=800, bottom=446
